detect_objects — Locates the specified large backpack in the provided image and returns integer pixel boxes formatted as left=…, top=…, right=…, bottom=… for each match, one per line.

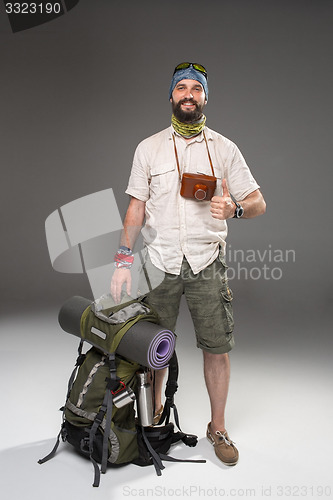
left=38, top=294, right=204, bottom=486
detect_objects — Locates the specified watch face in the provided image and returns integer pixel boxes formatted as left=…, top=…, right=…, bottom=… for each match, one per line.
left=238, top=206, right=244, bottom=218
left=235, top=204, right=244, bottom=218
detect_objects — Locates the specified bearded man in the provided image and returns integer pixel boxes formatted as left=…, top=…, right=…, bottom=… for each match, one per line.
left=111, top=62, right=266, bottom=466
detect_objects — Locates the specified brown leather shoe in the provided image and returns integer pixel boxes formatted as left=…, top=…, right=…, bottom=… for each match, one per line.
left=206, top=422, right=239, bottom=465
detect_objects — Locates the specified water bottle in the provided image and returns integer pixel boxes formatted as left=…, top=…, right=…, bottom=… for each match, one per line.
left=136, top=370, right=153, bottom=427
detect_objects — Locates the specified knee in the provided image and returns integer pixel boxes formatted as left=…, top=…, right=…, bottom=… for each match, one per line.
left=203, top=351, right=229, bottom=363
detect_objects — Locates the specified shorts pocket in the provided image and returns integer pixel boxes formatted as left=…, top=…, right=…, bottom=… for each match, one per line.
left=220, top=283, right=234, bottom=333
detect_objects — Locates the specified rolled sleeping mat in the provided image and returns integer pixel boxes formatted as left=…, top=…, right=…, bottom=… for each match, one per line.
left=58, top=296, right=176, bottom=370
left=58, top=295, right=91, bottom=337
left=116, top=321, right=176, bottom=370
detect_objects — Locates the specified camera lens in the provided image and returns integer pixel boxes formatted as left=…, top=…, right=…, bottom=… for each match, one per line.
left=194, top=184, right=208, bottom=200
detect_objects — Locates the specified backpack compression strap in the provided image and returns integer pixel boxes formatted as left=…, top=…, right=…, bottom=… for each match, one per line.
left=88, top=352, right=119, bottom=487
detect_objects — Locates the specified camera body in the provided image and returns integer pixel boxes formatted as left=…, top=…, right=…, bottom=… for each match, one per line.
left=180, top=173, right=217, bottom=201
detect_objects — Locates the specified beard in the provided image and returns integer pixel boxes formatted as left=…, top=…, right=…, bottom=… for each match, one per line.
left=172, top=98, right=205, bottom=123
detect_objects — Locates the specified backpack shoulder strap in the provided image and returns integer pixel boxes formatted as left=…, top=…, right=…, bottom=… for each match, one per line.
left=156, top=352, right=200, bottom=447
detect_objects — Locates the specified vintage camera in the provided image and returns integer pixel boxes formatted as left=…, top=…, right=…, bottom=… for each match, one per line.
left=180, top=173, right=217, bottom=201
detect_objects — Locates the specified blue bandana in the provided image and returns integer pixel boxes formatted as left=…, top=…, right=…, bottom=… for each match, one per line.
left=168, top=66, right=208, bottom=101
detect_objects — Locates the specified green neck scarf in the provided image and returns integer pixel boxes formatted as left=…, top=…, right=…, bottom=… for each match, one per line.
left=171, top=114, right=206, bottom=138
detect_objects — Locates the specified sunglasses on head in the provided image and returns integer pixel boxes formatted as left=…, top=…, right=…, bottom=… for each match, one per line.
left=173, top=62, right=208, bottom=79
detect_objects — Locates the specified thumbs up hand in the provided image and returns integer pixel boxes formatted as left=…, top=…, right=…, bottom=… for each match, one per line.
left=210, top=178, right=236, bottom=220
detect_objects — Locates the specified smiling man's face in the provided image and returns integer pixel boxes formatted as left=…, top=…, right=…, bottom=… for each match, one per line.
left=170, top=79, right=206, bottom=123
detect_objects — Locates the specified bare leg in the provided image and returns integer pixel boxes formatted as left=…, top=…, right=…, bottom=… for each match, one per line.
left=151, top=367, right=167, bottom=411
left=203, top=351, right=230, bottom=432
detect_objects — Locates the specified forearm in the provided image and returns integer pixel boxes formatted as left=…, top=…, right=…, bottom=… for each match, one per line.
left=111, top=197, right=145, bottom=302
left=120, top=197, right=146, bottom=249
left=237, top=189, right=266, bottom=219
left=211, top=182, right=266, bottom=220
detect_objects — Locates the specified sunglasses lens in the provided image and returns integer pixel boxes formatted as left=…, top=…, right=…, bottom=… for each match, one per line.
left=174, top=62, right=191, bottom=73
left=173, top=62, right=207, bottom=78
left=193, top=64, right=207, bottom=74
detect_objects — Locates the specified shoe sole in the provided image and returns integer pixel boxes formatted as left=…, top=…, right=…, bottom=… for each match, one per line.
left=206, top=433, right=239, bottom=466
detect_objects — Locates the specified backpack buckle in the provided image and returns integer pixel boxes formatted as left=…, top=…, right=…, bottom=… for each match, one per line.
left=111, top=381, right=126, bottom=395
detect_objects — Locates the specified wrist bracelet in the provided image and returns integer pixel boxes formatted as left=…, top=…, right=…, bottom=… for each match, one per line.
left=114, top=247, right=134, bottom=269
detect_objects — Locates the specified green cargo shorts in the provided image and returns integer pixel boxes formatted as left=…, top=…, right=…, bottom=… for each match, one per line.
left=138, top=251, right=235, bottom=354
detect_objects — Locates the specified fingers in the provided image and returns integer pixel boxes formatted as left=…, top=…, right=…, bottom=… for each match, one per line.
left=126, top=273, right=132, bottom=297
left=111, top=269, right=132, bottom=304
left=110, top=277, right=118, bottom=303
left=112, top=280, right=122, bottom=304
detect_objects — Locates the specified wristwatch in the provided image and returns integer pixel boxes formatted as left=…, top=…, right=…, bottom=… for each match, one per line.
left=233, top=201, right=244, bottom=218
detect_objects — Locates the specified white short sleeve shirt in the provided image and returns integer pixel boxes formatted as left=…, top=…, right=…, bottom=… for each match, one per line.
left=126, top=126, right=260, bottom=275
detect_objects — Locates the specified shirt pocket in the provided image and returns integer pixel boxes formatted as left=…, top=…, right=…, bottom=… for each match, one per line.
left=150, top=162, right=176, bottom=194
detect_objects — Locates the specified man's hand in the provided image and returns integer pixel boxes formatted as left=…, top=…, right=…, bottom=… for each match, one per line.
left=210, top=179, right=235, bottom=220
left=111, top=268, right=132, bottom=304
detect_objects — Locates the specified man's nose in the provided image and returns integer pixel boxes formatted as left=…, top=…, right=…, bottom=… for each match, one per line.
left=185, top=90, right=194, bottom=99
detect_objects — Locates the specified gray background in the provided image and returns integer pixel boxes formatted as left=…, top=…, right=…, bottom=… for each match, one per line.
left=0, top=1, right=332, bottom=498
left=1, top=0, right=332, bottom=315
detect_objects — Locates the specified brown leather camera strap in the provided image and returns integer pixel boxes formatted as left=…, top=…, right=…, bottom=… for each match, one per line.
left=172, top=134, right=182, bottom=180
left=203, top=131, right=215, bottom=176
left=172, top=130, right=215, bottom=180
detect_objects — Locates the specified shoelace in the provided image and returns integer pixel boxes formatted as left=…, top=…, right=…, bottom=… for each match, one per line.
left=215, top=430, right=235, bottom=446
